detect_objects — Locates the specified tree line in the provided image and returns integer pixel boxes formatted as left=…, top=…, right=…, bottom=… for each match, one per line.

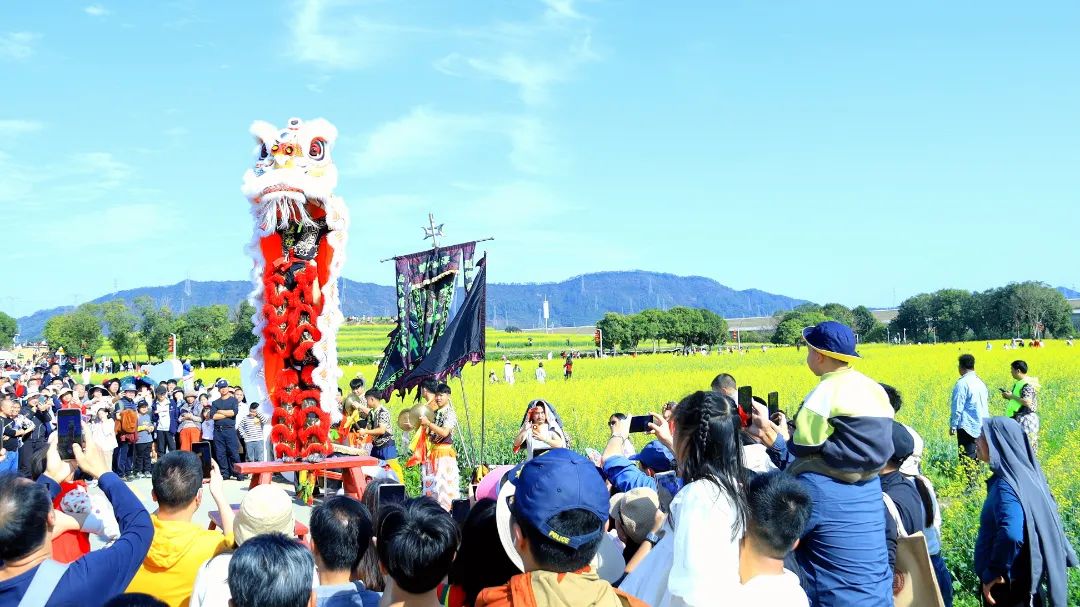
left=888, top=281, right=1074, bottom=342
left=39, top=297, right=259, bottom=364
left=596, top=307, right=730, bottom=351
left=770, top=281, right=1074, bottom=345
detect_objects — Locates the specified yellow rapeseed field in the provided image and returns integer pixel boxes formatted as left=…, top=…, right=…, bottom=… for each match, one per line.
left=174, top=340, right=1078, bottom=605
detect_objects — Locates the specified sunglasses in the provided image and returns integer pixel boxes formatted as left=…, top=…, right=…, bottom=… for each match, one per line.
left=608, top=420, right=617, bottom=425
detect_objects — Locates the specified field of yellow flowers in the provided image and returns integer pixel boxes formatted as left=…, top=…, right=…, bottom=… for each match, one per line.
left=185, top=340, right=1078, bottom=605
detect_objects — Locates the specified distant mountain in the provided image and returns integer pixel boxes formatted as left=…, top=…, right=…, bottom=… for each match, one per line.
left=15, top=271, right=808, bottom=339
left=1057, top=286, right=1080, bottom=299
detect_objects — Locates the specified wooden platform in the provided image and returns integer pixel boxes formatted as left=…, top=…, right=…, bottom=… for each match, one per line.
left=233, top=455, right=378, bottom=500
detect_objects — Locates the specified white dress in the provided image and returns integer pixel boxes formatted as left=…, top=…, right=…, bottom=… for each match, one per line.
left=619, top=479, right=743, bottom=607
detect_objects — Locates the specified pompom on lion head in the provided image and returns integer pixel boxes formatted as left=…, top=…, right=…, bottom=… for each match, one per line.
left=242, top=117, right=338, bottom=233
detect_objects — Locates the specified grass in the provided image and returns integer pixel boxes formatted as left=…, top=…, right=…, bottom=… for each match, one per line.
left=92, top=340, right=1080, bottom=604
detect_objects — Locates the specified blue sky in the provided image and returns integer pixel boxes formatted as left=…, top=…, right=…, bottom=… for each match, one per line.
left=4, top=1, right=1079, bottom=318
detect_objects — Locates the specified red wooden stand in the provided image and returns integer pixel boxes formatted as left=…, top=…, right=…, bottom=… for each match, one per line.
left=233, top=455, right=377, bottom=500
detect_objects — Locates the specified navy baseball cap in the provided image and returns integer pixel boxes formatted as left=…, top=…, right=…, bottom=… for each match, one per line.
left=802, top=321, right=860, bottom=363
left=215, top=379, right=229, bottom=389
left=629, top=440, right=675, bottom=472
left=496, top=449, right=609, bottom=571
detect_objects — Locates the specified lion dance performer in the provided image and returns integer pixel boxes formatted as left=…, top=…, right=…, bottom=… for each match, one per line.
left=241, top=117, right=348, bottom=503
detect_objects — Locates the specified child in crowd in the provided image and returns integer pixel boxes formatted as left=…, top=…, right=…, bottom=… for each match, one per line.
left=376, top=497, right=460, bottom=606
left=739, top=471, right=811, bottom=605
left=134, top=402, right=154, bottom=478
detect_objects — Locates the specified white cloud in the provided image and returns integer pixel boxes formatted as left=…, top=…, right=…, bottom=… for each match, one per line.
left=0, top=151, right=135, bottom=207
left=0, top=119, right=43, bottom=134
left=84, top=4, right=109, bottom=17
left=353, top=107, right=563, bottom=177
left=289, top=0, right=430, bottom=70
left=434, top=7, right=599, bottom=105
left=354, top=107, right=485, bottom=175
left=0, top=32, right=40, bottom=60
left=541, top=0, right=583, bottom=20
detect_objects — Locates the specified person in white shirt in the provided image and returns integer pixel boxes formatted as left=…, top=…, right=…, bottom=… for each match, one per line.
left=619, top=391, right=746, bottom=607
left=535, top=362, right=546, bottom=383
left=503, top=358, right=515, bottom=385
left=738, top=471, right=811, bottom=606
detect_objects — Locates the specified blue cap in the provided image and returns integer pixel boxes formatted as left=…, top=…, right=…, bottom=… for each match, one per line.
left=215, top=379, right=229, bottom=389
left=121, top=381, right=137, bottom=392
left=802, top=321, right=860, bottom=363
left=506, top=449, right=608, bottom=549
left=629, top=440, right=675, bottom=472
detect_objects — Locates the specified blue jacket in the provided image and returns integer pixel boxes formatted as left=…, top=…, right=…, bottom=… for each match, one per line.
left=794, top=471, right=893, bottom=607
left=974, top=474, right=1026, bottom=585
left=0, top=472, right=153, bottom=607
left=602, top=455, right=683, bottom=497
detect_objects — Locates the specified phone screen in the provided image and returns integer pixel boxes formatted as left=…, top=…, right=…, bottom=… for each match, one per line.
left=738, top=386, right=753, bottom=417
left=451, top=498, right=471, bottom=525
left=192, top=441, right=212, bottom=479
left=379, top=483, right=407, bottom=508
left=767, top=392, right=779, bottom=417
left=628, top=415, right=652, bottom=433
left=57, top=410, right=83, bottom=460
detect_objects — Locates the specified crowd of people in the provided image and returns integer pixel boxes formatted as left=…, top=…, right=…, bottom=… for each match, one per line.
left=0, top=365, right=261, bottom=484
left=1, top=320, right=1077, bottom=607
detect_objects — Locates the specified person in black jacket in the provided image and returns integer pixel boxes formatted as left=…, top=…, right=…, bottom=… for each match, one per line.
left=17, top=395, right=53, bottom=478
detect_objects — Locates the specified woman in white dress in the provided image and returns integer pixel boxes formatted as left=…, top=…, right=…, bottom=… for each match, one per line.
left=619, top=391, right=748, bottom=607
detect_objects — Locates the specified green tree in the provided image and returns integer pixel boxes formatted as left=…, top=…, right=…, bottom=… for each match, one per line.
left=135, top=296, right=179, bottom=361
left=225, top=301, right=259, bottom=359
left=771, top=311, right=828, bottom=345
left=101, top=300, right=138, bottom=362
left=821, top=303, right=855, bottom=327
left=178, top=305, right=233, bottom=360
left=42, top=307, right=104, bottom=361
left=890, top=293, right=934, bottom=342
left=696, top=310, right=728, bottom=346
left=661, top=307, right=705, bottom=348
left=0, top=311, right=16, bottom=346
left=851, top=306, right=878, bottom=336
left=634, top=309, right=666, bottom=352
left=597, top=313, right=636, bottom=351
left=929, top=289, right=975, bottom=342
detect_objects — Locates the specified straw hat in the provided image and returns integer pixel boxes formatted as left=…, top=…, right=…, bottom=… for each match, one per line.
left=233, top=484, right=295, bottom=545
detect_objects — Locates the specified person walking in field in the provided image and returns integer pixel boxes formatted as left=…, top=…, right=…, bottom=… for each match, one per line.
left=535, top=362, right=546, bottom=383
left=1000, top=359, right=1041, bottom=450
left=950, top=354, right=990, bottom=463
left=503, top=358, right=515, bottom=385
left=563, top=354, right=573, bottom=380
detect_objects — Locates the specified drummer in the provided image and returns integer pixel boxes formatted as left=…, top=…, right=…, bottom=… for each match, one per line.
left=356, top=389, right=403, bottom=481
left=418, top=381, right=460, bottom=511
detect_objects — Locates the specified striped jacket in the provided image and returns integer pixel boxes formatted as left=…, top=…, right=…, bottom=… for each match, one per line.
left=237, top=412, right=267, bottom=443
left=792, top=367, right=895, bottom=474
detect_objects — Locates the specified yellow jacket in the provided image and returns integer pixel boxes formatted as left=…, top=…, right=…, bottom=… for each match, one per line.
left=126, top=515, right=233, bottom=607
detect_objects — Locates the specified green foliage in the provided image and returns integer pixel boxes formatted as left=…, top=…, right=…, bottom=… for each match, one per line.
left=135, top=296, right=179, bottom=361
left=820, top=303, right=854, bottom=327
left=101, top=300, right=138, bottom=362
left=597, top=307, right=728, bottom=351
left=178, top=305, right=233, bottom=359
left=225, top=301, right=258, bottom=359
left=891, top=282, right=1071, bottom=342
left=772, top=311, right=828, bottom=345
left=42, top=305, right=104, bottom=359
left=0, top=311, right=16, bottom=345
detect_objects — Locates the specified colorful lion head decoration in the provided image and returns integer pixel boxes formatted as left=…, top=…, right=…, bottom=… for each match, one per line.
left=241, top=117, right=348, bottom=466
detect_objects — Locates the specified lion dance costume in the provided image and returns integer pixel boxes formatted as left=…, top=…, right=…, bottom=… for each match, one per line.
left=242, top=117, right=348, bottom=503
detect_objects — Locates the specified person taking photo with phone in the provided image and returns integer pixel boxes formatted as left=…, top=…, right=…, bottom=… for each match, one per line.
left=513, top=401, right=565, bottom=461
left=126, top=452, right=234, bottom=607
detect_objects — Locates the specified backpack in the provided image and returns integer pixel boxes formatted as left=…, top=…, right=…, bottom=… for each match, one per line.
left=116, top=409, right=138, bottom=434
